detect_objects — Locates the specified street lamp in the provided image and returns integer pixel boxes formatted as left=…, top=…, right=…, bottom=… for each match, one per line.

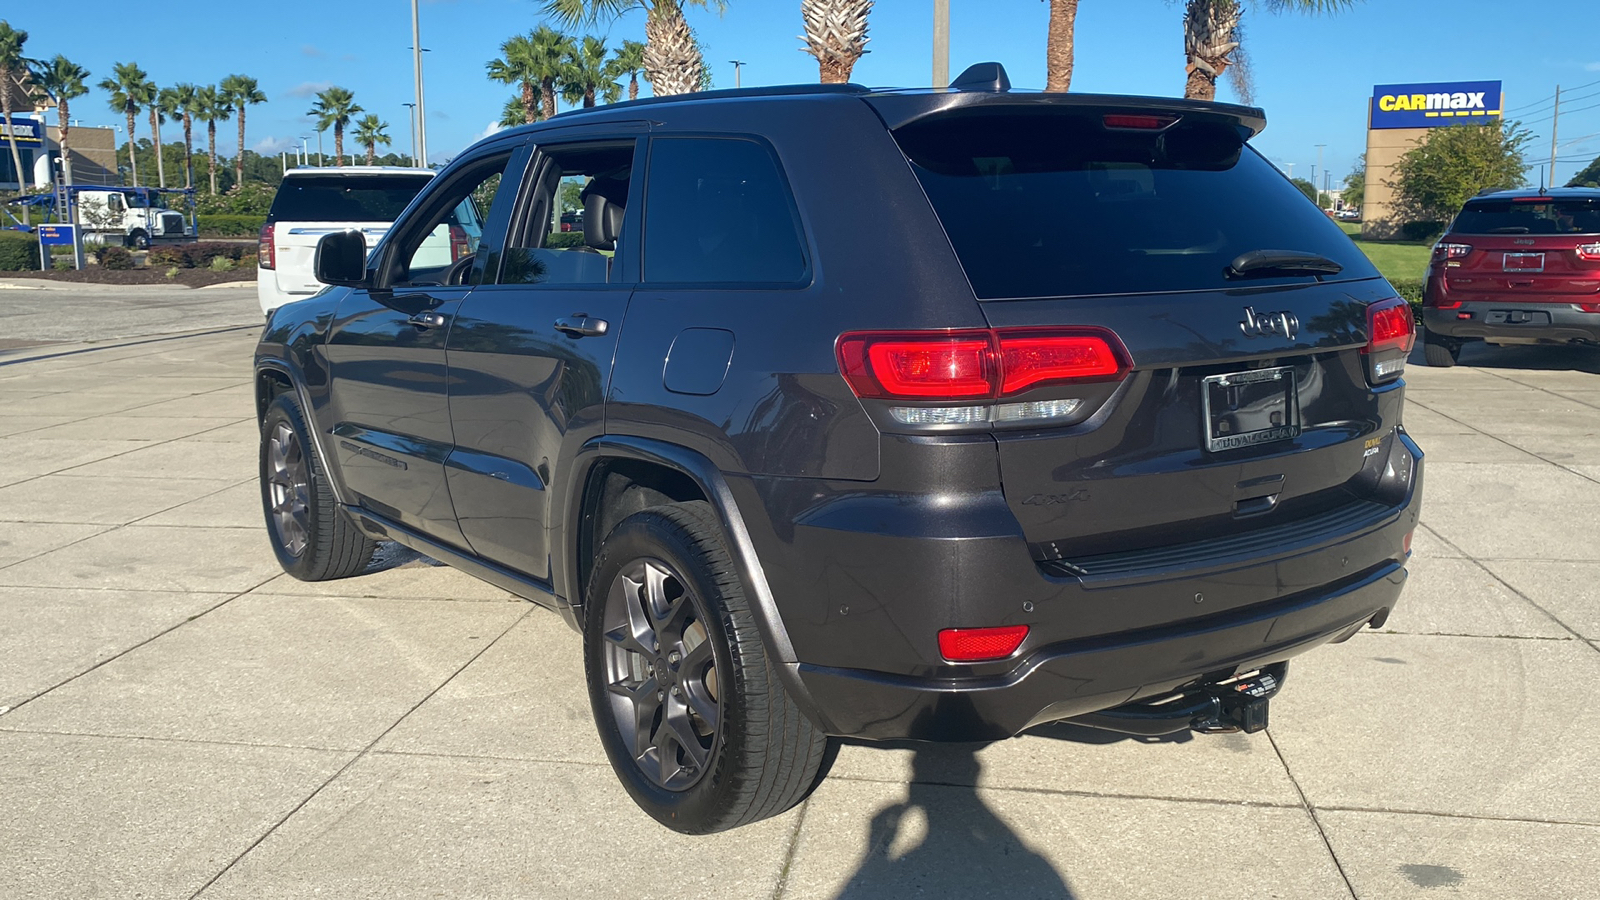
left=730, top=60, right=746, bottom=89
left=402, top=103, right=418, bottom=166
left=933, top=0, right=950, bottom=87
left=411, top=0, right=429, bottom=168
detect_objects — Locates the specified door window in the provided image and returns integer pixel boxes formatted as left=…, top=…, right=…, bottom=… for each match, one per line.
left=496, top=142, right=637, bottom=286
left=385, top=151, right=516, bottom=289
left=642, top=137, right=808, bottom=285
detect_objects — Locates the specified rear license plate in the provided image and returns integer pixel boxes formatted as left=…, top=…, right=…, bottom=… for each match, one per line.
left=1202, top=367, right=1300, bottom=453
left=1486, top=309, right=1552, bottom=325
left=1503, top=252, right=1545, bottom=272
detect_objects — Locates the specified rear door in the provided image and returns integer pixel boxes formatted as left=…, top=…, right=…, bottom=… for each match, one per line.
left=268, top=172, right=434, bottom=300
left=884, top=107, right=1400, bottom=560
left=1437, top=196, right=1600, bottom=301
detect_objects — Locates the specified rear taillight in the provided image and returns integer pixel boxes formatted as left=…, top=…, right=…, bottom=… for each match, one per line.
left=938, top=625, right=1029, bottom=662
left=258, top=223, right=275, bottom=270
left=1576, top=243, right=1600, bottom=261
left=1431, top=242, right=1471, bottom=263
left=1364, top=298, right=1415, bottom=384
left=449, top=224, right=471, bottom=262
left=1102, top=113, right=1178, bottom=131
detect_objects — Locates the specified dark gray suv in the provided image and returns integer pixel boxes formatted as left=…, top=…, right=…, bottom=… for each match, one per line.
left=254, top=63, right=1423, bottom=834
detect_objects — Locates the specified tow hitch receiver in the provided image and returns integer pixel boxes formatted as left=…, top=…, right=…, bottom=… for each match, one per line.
left=1068, top=663, right=1288, bottom=737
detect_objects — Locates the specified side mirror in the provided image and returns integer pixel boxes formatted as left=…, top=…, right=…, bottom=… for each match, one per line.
left=314, top=230, right=369, bottom=287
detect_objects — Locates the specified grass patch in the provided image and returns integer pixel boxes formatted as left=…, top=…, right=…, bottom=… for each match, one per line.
left=1336, top=222, right=1433, bottom=283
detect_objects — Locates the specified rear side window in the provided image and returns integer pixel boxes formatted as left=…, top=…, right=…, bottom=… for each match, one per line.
left=268, top=174, right=433, bottom=222
left=893, top=111, right=1376, bottom=299
left=1451, top=198, right=1600, bottom=235
left=643, top=138, right=808, bottom=284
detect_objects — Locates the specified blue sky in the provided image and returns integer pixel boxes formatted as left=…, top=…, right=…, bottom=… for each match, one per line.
left=12, top=1, right=1600, bottom=185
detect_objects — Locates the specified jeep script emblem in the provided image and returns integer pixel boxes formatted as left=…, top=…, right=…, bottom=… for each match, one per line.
left=1239, top=307, right=1300, bottom=340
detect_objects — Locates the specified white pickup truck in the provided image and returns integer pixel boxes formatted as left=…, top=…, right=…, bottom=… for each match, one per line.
left=258, top=167, right=477, bottom=315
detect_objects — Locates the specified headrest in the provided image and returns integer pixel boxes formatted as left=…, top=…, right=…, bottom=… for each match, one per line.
left=583, top=191, right=624, bottom=251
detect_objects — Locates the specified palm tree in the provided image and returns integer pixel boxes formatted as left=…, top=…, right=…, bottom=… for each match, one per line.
left=28, top=55, right=89, bottom=189
left=799, top=0, right=872, bottom=84
left=499, top=96, right=530, bottom=129
left=487, top=32, right=545, bottom=125
left=194, top=84, right=232, bottom=193
left=353, top=114, right=391, bottom=165
left=609, top=40, right=647, bottom=101
left=0, top=20, right=32, bottom=191
left=160, top=83, right=200, bottom=189
left=543, top=0, right=725, bottom=97
left=220, top=74, right=266, bottom=189
left=1044, top=0, right=1080, bottom=91
left=1181, top=0, right=1356, bottom=102
left=561, top=36, right=618, bottom=109
left=98, top=62, right=150, bottom=186
left=138, top=76, right=165, bottom=187
left=308, top=86, right=361, bottom=167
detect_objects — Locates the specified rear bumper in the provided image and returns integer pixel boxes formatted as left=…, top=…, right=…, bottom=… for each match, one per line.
left=1424, top=302, right=1600, bottom=343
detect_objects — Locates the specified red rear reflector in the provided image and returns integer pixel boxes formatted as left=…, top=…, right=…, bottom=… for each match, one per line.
left=837, top=329, right=1129, bottom=401
left=1403, top=530, right=1413, bottom=555
left=1103, top=114, right=1176, bottom=131
left=938, top=625, right=1029, bottom=662
left=258, top=223, right=275, bottom=270
left=1577, top=302, right=1600, bottom=313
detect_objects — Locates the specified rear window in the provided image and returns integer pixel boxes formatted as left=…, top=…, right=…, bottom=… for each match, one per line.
left=268, top=174, right=433, bottom=223
left=892, top=111, right=1375, bottom=299
left=1451, top=198, right=1600, bottom=235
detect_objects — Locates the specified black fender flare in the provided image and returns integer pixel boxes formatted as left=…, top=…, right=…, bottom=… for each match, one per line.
left=255, top=356, right=348, bottom=507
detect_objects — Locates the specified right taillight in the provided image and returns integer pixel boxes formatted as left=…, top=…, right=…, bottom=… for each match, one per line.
left=1364, top=297, right=1415, bottom=384
left=258, top=223, right=275, bottom=270
left=1576, top=243, right=1600, bottom=261
left=1431, top=242, right=1471, bottom=263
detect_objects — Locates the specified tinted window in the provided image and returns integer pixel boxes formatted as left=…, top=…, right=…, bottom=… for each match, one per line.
left=1451, top=198, right=1600, bottom=235
left=498, top=142, right=634, bottom=286
left=269, top=174, right=433, bottom=222
left=643, top=138, right=807, bottom=284
left=893, top=111, right=1376, bottom=299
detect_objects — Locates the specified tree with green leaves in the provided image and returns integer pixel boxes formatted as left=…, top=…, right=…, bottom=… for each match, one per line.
left=221, top=74, right=266, bottom=188
left=0, top=20, right=32, bottom=191
left=195, top=84, right=233, bottom=192
left=141, top=76, right=166, bottom=187
left=309, top=86, right=362, bottom=167
left=488, top=29, right=568, bottom=124
left=800, top=0, right=873, bottom=84
left=562, top=36, right=619, bottom=108
left=1391, top=121, right=1530, bottom=226
left=29, top=55, right=89, bottom=189
left=353, top=114, right=391, bottom=165
left=1566, top=155, right=1600, bottom=188
left=1180, top=0, right=1358, bottom=102
left=1342, top=154, right=1365, bottom=208
left=610, top=40, right=647, bottom=101
left=99, top=62, right=154, bottom=187
left=500, top=96, right=531, bottom=129
left=1290, top=176, right=1318, bottom=205
left=544, top=0, right=725, bottom=97
left=160, top=83, right=200, bottom=190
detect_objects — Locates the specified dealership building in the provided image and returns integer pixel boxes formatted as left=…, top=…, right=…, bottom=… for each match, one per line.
left=1362, top=79, right=1503, bottom=239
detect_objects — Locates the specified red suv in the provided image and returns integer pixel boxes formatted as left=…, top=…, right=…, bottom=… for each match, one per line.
left=1421, top=188, right=1600, bottom=366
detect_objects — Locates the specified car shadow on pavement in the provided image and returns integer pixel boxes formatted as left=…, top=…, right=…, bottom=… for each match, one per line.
left=829, top=742, right=1078, bottom=900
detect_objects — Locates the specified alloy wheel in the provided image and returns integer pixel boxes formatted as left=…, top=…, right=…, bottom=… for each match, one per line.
left=600, top=557, right=721, bottom=791
left=265, top=421, right=311, bottom=558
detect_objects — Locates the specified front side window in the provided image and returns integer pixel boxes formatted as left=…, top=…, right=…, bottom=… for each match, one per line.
left=497, top=142, right=635, bottom=286
left=642, top=138, right=808, bottom=285
left=388, top=152, right=515, bottom=288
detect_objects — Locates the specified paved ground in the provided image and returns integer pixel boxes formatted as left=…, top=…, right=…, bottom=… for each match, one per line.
left=1, top=308, right=1598, bottom=899
left=0, top=278, right=258, bottom=348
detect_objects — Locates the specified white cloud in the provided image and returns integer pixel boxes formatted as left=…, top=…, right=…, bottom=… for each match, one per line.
left=254, top=135, right=299, bottom=154
left=472, top=120, right=505, bottom=144
left=285, top=81, right=334, bottom=99
left=1586, top=61, right=1600, bottom=72
left=301, top=45, right=325, bottom=59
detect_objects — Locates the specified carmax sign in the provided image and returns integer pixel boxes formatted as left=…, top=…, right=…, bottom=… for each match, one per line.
left=1371, top=81, right=1502, bottom=129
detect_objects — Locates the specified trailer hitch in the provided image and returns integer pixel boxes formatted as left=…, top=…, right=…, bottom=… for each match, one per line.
left=1068, top=662, right=1288, bottom=737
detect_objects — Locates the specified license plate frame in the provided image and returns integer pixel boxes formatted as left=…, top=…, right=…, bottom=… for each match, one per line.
left=1201, top=366, right=1301, bottom=453
left=1503, top=252, right=1546, bottom=272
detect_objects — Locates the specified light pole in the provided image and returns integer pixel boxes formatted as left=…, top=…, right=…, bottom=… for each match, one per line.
left=1313, top=143, right=1326, bottom=192
left=411, top=0, right=429, bottom=168
left=933, top=0, right=950, bottom=87
left=298, top=136, right=309, bottom=167
left=402, top=103, right=418, bottom=166
left=316, top=130, right=324, bottom=167
left=730, top=60, right=746, bottom=89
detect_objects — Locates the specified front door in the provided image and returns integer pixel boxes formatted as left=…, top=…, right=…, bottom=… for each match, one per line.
left=324, top=143, right=526, bottom=546
left=445, top=138, right=643, bottom=582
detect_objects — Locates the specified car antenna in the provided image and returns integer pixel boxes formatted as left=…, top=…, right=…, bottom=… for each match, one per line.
left=1539, top=165, right=1548, bottom=195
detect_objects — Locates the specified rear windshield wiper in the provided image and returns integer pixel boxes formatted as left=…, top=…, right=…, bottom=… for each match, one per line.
left=1225, top=249, right=1343, bottom=280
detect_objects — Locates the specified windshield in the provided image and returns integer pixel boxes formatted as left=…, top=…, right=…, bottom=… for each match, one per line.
left=892, top=110, right=1376, bottom=299
left=1451, top=198, right=1600, bottom=235
left=268, top=174, right=433, bottom=223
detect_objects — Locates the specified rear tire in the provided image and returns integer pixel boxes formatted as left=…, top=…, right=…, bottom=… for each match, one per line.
left=584, top=500, right=831, bottom=834
left=1423, top=330, right=1460, bottom=367
left=259, top=393, right=377, bottom=580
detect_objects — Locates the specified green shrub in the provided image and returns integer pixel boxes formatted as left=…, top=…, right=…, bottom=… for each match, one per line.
left=209, top=255, right=235, bottom=272
left=198, top=214, right=266, bottom=237
left=0, top=231, right=41, bottom=270
left=194, top=182, right=276, bottom=216
left=166, top=266, right=180, bottom=279
left=147, top=246, right=184, bottom=268
left=1399, top=220, right=1445, bottom=243
left=98, top=245, right=135, bottom=269
left=1390, top=278, right=1425, bottom=320
left=238, top=253, right=258, bottom=269
left=150, top=242, right=249, bottom=268
left=545, top=231, right=585, bottom=249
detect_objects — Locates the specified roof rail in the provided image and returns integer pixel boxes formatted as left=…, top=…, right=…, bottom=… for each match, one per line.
left=549, top=82, right=869, bottom=121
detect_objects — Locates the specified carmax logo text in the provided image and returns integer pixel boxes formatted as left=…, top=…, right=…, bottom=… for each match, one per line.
left=1376, top=90, right=1498, bottom=118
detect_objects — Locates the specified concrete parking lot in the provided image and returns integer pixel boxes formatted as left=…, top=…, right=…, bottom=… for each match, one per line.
left=1, top=286, right=1598, bottom=899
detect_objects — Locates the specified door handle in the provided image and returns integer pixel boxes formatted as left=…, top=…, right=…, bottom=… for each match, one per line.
left=407, top=311, right=447, bottom=329
left=554, top=314, right=609, bottom=337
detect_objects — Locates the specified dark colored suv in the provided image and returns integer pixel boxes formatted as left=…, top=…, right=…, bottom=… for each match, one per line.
left=254, top=63, right=1422, bottom=834
left=1422, top=187, right=1600, bottom=365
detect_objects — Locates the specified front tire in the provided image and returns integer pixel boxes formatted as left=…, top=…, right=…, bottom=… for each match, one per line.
left=126, top=230, right=150, bottom=251
left=259, top=393, right=377, bottom=580
left=584, top=501, right=830, bottom=834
